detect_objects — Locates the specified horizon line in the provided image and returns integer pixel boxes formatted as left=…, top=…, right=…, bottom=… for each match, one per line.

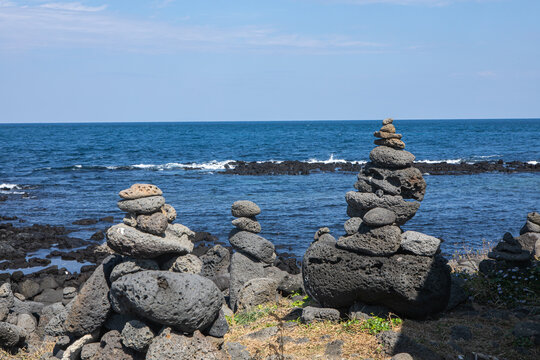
left=1, top=117, right=540, bottom=125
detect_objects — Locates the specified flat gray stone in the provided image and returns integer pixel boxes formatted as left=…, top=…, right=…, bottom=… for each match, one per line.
left=146, top=328, right=224, bottom=360
left=110, top=257, right=160, bottom=283
left=369, top=146, right=415, bottom=169
left=346, top=191, right=420, bottom=226
left=232, top=217, right=261, bottom=233
left=228, top=230, right=276, bottom=264
left=337, top=225, right=401, bottom=256
left=362, top=207, right=396, bottom=227
left=110, top=271, right=223, bottom=333
left=400, top=231, right=441, bottom=256
left=301, top=306, right=340, bottom=324
left=229, top=252, right=265, bottom=311
left=237, top=278, right=278, bottom=311
left=107, top=223, right=193, bottom=258
left=117, top=196, right=165, bottom=214
left=231, top=200, right=261, bottom=217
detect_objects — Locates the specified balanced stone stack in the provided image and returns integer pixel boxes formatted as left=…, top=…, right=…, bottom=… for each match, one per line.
left=302, top=119, right=451, bottom=319
left=228, top=200, right=302, bottom=311
left=484, top=212, right=540, bottom=269
left=56, top=184, right=228, bottom=359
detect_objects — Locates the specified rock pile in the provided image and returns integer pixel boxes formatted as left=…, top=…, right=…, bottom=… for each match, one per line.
left=482, top=212, right=540, bottom=270
left=228, top=200, right=302, bottom=311
left=302, top=118, right=451, bottom=319
left=38, top=184, right=228, bottom=359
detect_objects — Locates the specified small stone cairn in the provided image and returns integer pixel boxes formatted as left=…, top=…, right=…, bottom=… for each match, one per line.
left=228, top=200, right=302, bottom=311
left=302, top=118, right=452, bottom=319
left=482, top=212, right=540, bottom=271
left=55, top=184, right=229, bottom=359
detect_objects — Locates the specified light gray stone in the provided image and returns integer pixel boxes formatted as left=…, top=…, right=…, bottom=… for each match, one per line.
left=520, top=220, right=540, bottom=235
left=110, top=257, right=160, bottom=283
left=229, top=252, right=265, bottom=311
left=19, top=279, right=41, bottom=299
left=362, top=207, right=396, bottom=227
left=62, top=332, right=98, bottom=360
left=0, top=283, right=14, bottom=322
left=232, top=217, right=261, bottom=233
left=162, top=204, right=177, bottom=223
left=344, top=217, right=363, bottom=235
left=346, top=192, right=420, bottom=226
left=16, top=313, right=36, bottom=335
left=362, top=164, right=427, bottom=201
left=146, top=328, right=225, bottom=360
left=107, top=223, right=193, bottom=258
left=301, top=306, right=340, bottom=324
left=231, top=200, right=261, bottom=218
left=223, top=342, right=252, bottom=360
left=44, top=310, right=68, bottom=337
left=117, top=195, right=165, bottom=214
left=162, top=254, right=203, bottom=274
left=119, top=184, right=162, bottom=200
left=11, top=298, right=44, bottom=315
left=237, top=278, right=278, bottom=310
left=400, top=231, right=441, bottom=256
left=369, top=146, right=415, bottom=169
left=528, top=212, right=540, bottom=226
left=121, top=319, right=155, bottom=352
left=110, top=271, right=222, bottom=333
left=337, top=225, right=402, bottom=256
left=228, top=230, right=276, bottom=264
left=136, top=212, right=168, bottom=235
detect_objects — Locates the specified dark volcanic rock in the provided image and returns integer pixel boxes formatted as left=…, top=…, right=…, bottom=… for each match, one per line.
left=302, top=240, right=451, bottom=318
left=337, top=225, right=401, bottom=256
left=228, top=230, right=275, bottom=264
left=369, top=146, right=415, bottom=169
left=110, top=271, right=222, bottom=333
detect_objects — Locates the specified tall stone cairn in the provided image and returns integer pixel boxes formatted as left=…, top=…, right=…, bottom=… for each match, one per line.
left=302, top=119, right=451, bottom=319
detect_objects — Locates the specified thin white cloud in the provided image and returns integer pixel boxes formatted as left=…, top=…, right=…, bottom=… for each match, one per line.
left=477, top=70, right=496, bottom=78
left=322, top=0, right=498, bottom=6
left=0, top=2, right=386, bottom=54
left=40, top=2, right=107, bottom=12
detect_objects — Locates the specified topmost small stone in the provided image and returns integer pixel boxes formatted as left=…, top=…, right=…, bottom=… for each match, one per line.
left=119, top=184, right=163, bottom=200
left=231, top=200, right=261, bottom=217
left=382, top=118, right=393, bottom=125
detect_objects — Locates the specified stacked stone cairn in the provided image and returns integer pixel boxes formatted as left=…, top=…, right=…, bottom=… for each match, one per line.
left=48, top=184, right=229, bottom=359
left=302, top=118, right=452, bottom=319
left=481, top=212, right=540, bottom=271
left=228, top=200, right=303, bottom=312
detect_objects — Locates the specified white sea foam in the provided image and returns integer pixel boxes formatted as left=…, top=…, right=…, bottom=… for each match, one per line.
left=416, top=159, right=462, bottom=164
left=128, top=160, right=237, bottom=171
left=528, top=161, right=539, bottom=165
left=0, top=183, right=20, bottom=190
left=306, top=154, right=366, bottom=164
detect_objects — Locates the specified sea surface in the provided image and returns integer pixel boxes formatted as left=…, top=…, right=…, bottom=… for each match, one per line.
left=1, top=119, right=539, bottom=269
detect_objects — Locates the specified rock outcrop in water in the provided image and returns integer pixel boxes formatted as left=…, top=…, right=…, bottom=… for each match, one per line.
left=302, top=119, right=452, bottom=319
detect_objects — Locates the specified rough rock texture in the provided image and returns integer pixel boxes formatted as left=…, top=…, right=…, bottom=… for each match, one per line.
left=362, top=207, right=397, bottom=227
left=119, top=184, right=162, bottom=200
left=232, top=217, right=261, bottom=233
left=109, top=258, right=160, bottom=283
left=337, top=225, right=402, bottom=256
left=205, top=310, right=229, bottom=338
left=63, top=333, right=98, bottom=360
left=107, top=224, right=193, bottom=258
left=528, top=212, right=540, bottom=226
left=301, top=306, right=340, bottom=324
left=121, top=319, right=155, bottom=352
left=229, top=252, right=265, bottom=311
left=369, top=146, right=414, bottom=169
left=161, top=204, right=177, bottom=223
left=231, top=200, right=261, bottom=217
left=200, top=245, right=231, bottom=290
left=520, top=220, right=540, bottom=235
left=237, top=278, right=278, bottom=310
left=362, top=164, right=426, bottom=201
left=374, top=138, right=405, bottom=150
left=110, top=271, right=222, bottom=333
left=162, top=254, right=203, bottom=274
left=0, top=283, right=14, bottom=321
left=344, top=217, right=363, bottom=235
left=228, top=230, right=276, bottom=264
left=136, top=212, right=168, bottom=235
left=117, top=196, right=165, bottom=215
left=65, top=256, right=119, bottom=337
left=400, top=231, right=441, bottom=256
left=346, top=192, right=420, bottom=226
left=83, top=330, right=137, bottom=360
left=146, top=328, right=225, bottom=360
left=0, top=322, right=25, bottom=348
left=302, top=240, right=451, bottom=318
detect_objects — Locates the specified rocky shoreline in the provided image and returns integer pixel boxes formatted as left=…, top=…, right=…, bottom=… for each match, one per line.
left=223, top=160, right=540, bottom=176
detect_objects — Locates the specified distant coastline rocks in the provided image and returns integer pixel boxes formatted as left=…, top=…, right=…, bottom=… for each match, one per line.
left=302, top=118, right=451, bottom=319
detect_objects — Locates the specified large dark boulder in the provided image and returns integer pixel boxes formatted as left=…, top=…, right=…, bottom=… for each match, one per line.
left=110, top=271, right=222, bottom=333
left=302, top=240, right=451, bottom=319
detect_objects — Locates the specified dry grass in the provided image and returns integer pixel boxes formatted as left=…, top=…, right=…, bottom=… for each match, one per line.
left=0, top=341, right=54, bottom=360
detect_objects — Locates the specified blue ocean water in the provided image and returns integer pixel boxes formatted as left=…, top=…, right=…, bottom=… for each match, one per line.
left=1, top=119, right=539, bottom=262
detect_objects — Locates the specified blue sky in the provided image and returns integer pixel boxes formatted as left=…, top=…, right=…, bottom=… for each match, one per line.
left=0, top=0, right=539, bottom=122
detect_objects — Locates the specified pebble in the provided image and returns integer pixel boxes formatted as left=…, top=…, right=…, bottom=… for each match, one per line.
left=231, top=200, right=261, bottom=217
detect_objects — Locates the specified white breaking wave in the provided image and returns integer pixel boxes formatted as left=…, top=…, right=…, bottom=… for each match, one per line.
left=415, top=159, right=463, bottom=164
left=528, top=161, right=539, bottom=165
left=127, top=160, right=237, bottom=171
left=306, top=154, right=366, bottom=164
left=0, top=183, right=20, bottom=190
